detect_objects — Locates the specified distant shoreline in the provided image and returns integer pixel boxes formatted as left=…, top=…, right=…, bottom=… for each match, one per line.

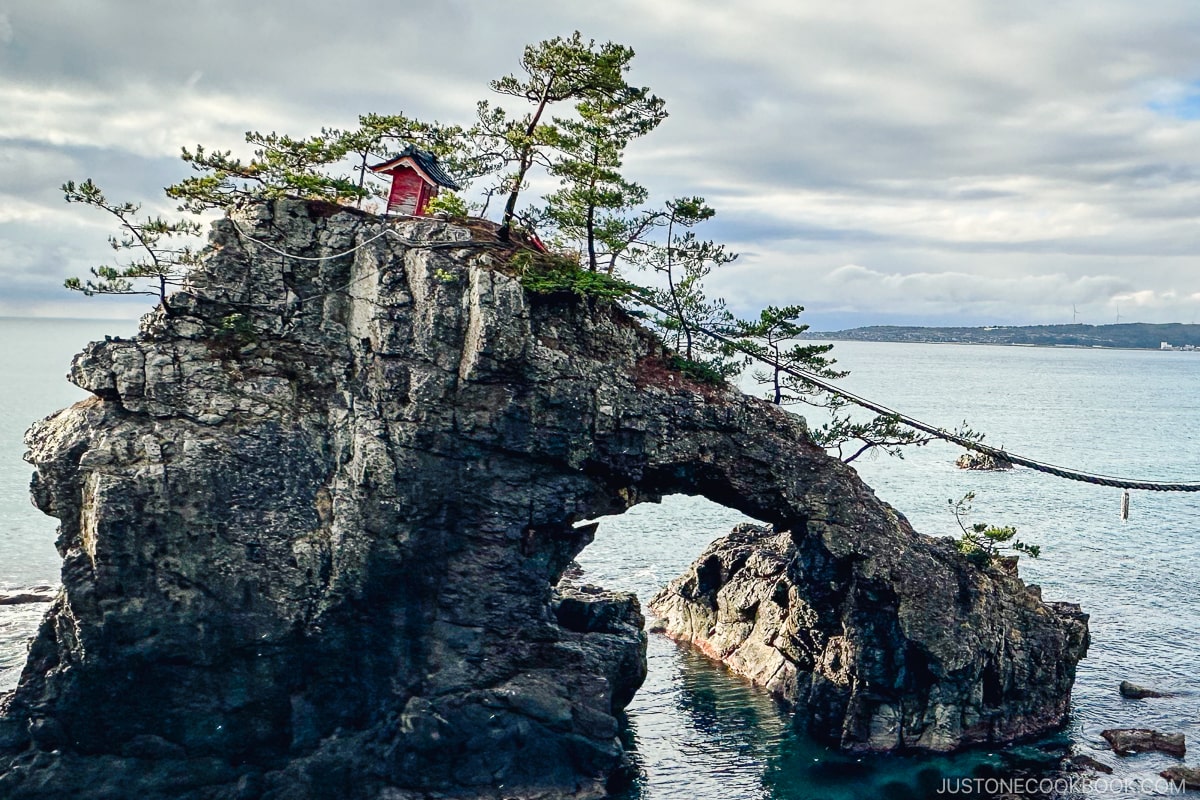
left=802, top=322, right=1200, bottom=351
left=805, top=338, right=1171, bottom=352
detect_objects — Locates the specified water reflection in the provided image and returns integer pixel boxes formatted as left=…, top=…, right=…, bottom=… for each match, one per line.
left=582, top=496, right=1079, bottom=800
left=615, top=634, right=1073, bottom=799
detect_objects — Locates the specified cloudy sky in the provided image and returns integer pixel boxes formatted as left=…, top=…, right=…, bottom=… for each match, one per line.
left=4, top=0, right=1200, bottom=328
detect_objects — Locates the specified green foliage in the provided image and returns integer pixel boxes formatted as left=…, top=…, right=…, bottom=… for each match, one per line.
left=512, top=250, right=635, bottom=300
left=432, top=267, right=460, bottom=285
left=62, top=179, right=201, bottom=305
left=724, top=302, right=983, bottom=463
left=949, top=491, right=1041, bottom=568
left=217, top=312, right=255, bottom=342
left=666, top=354, right=739, bottom=385
left=811, top=410, right=923, bottom=463
left=539, top=82, right=666, bottom=271
left=327, top=114, right=492, bottom=209
left=426, top=192, right=470, bottom=218
left=323, top=113, right=429, bottom=206
left=478, top=31, right=653, bottom=239
left=731, top=305, right=846, bottom=404
left=207, top=312, right=257, bottom=357
left=631, top=197, right=738, bottom=372
left=167, top=131, right=361, bottom=212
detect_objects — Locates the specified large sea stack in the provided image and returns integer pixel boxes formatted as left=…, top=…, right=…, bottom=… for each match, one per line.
left=0, top=199, right=1087, bottom=799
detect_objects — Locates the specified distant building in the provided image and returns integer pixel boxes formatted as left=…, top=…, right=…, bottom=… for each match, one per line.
left=370, top=146, right=462, bottom=216
left=1161, top=342, right=1174, bottom=350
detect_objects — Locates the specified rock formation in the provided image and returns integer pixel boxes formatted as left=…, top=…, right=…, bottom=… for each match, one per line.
left=1161, top=765, right=1200, bottom=789
left=0, top=198, right=1087, bottom=798
left=955, top=452, right=1013, bottom=470
left=650, top=523, right=1089, bottom=753
left=1102, top=728, right=1186, bottom=758
left=1119, top=680, right=1167, bottom=699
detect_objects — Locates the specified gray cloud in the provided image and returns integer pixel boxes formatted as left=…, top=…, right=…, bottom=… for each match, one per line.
left=3, top=1, right=1200, bottom=326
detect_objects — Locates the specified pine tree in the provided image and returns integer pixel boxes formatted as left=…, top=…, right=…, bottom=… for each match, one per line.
left=62, top=179, right=201, bottom=307
left=477, top=32, right=649, bottom=241
left=541, top=88, right=666, bottom=270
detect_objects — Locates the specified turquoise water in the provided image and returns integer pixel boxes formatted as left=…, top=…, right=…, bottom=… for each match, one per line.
left=584, top=342, right=1200, bottom=799
left=3, top=326, right=1199, bottom=799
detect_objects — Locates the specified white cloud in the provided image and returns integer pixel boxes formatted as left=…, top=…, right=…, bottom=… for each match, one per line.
left=824, top=264, right=1133, bottom=308
left=4, top=1, right=1200, bottom=325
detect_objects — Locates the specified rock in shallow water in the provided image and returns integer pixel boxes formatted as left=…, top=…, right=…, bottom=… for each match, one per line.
left=1068, top=754, right=1114, bottom=774
left=650, top=523, right=1090, bottom=753
left=0, top=593, right=53, bottom=606
left=955, top=452, right=1014, bottom=470
left=1119, top=680, right=1167, bottom=699
left=1102, top=728, right=1186, bottom=757
left=1161, top=765, right=1200, bottom=789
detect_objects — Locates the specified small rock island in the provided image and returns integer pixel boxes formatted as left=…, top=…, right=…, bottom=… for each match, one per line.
left=0, top=200, right=1087, bottom=799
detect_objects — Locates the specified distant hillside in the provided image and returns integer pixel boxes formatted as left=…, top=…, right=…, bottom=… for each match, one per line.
left=804, top=323, right=1200, bottom=350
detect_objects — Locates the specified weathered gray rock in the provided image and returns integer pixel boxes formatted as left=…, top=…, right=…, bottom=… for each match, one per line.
left=1069, top=754, right=1114, bottom=774
left=1120, top=680, right=1167, bottom=699
left=552, top=585, right=647, bottom=710
left=956, top=451, right=1013, bottom=470
left=1162, top=765, right=1200, bottom=789
left=650, top=522, right=1089, bottom=753
left=1102, top=728, right=1186, bottom=757
left=0, top=198, right=1087, bottom=797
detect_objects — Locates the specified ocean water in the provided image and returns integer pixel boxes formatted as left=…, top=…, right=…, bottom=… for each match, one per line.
left=3, top=324, right=1199, bottom=799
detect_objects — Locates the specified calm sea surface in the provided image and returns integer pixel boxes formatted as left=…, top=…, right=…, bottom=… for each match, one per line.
left=3, top=322, right=1199, bottom=799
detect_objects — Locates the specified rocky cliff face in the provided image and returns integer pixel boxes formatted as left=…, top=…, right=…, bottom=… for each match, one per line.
left=0, top=199, right=1086, bottom=798
left=650, top=524, right=1089, bottom=753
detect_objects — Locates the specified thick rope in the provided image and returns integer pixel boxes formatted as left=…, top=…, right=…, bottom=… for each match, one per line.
left=627, top=293, right=1200, bottom=493
left=209, top=218, right=500, bottom=309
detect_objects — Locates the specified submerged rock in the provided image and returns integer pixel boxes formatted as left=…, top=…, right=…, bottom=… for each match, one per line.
left=1119, top=680, right=1167, bottom=699
left=0, top=198, right=1087, bottom=797
left=1102, top=728, right=1186, bottom=757
left=1161, top=765, right=1200, bottom=789
left=650, top=523, right=1089, bottom=753
left=1068, top=754, right=1114, bottom=774
left=0, top=592, right=54, bottom=606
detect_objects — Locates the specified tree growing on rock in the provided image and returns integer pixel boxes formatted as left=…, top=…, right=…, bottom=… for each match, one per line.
left=540, top=86, right=666, bottom=270
left=950, top=491, right=1040, bottom=567
left=167, top=130, right=362, bottom=212
left=732, top=305, right=845, bottom=404
left=62, top=179, right=201, bottom=307
left=324, top=113, right=435, bottom=207
left=728, top=304, right=981, bottom=463
left=477, top=32, right=655, bottom=241
left=630, top=197, right=743, bottom=381
left=328, top=113, right=497, bottom=207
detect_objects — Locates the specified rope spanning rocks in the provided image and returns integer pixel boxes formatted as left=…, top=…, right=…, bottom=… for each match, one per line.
left=651, top=524, right=1089, bottom=753
left=631, top=296, right=1200, bottom=493
left=1, top=198, right=1090, bottom=798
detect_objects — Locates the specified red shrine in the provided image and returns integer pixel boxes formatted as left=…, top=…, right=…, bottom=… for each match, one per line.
left=369, top=146, right=462, bottom=216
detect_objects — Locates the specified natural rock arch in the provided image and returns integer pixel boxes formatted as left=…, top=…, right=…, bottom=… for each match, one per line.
left=0, top=200, right=1085, bottom=799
